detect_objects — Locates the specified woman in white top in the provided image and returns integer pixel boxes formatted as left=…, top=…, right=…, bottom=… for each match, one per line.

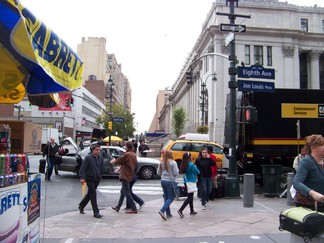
left=157, top=150, right=179, bottom=220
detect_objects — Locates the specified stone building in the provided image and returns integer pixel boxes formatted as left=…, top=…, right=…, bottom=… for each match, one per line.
left=160, top=0, right=324, bottom=143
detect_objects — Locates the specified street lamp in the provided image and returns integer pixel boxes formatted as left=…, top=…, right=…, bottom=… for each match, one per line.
left=108, top=75, right=114, bottom=145
left=198, top=73, right=217, bottom=126
left=13, top=105, right=22, bottom=120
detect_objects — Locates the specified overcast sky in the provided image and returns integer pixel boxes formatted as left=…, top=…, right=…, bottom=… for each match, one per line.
left=21, top=0, right=323, bottom=134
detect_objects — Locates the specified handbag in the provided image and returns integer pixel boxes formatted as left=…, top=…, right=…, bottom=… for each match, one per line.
left=294, top=191, right=315, bottom=207
left=186, top=182, right=197, bottom=193
left=39, top=158, right=46, bottom=174
left=54, top=154, right=62, bottom=165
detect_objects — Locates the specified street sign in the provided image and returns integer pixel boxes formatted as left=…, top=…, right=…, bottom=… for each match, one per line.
left=238, top=80, right=275, bottom=93
left=225, top=32, right=235, bottom=47
left=220, top=24, right=246, bottom=33
left=238, top=66, right=275, bottom=80
left=112, top=117, right=125, bottom=122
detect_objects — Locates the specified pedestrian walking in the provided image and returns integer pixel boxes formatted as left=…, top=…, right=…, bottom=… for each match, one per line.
left=292, top=145, right=307, bottom=171
left=177, top=152, right=200, bottom=218
left=111, top=141, right=138, bottom=214
left=138, top=140, right=149, bottom=157
left=78, top=143, right=104, bottom=218
left=195, top=148, right=215, bottom=210
left=157, top=150, right=179, bottom=220
left=42, top=137, right=60, bottom=180
left=125, top=174, right=145, bottom=210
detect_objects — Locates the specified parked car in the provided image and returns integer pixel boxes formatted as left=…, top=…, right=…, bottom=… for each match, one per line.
left=57, top=138, right=160, bottom=180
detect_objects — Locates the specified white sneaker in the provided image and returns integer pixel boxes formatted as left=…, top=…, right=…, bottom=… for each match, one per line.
left=202, top=205, right=206, bottom=210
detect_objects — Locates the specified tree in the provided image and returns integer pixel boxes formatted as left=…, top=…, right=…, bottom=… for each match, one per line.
left=96, top=103, right=136, bottom=139
left=172, top=106, right=187, bottom=138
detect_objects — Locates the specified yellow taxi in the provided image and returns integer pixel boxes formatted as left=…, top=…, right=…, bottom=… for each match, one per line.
left=162, top=139, right=224, bottom=168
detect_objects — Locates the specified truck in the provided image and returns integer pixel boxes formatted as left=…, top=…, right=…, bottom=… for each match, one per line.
left=0, top=120, right=42, bottom=154
left=41, top=127, right=59, bottom=152
left=223, top=89, right=324, bottom=187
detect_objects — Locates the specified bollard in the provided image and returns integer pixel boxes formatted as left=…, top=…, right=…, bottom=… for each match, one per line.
left=243, top=173, right=254, bottom=207
left=287, top=172, right=295, bottom=206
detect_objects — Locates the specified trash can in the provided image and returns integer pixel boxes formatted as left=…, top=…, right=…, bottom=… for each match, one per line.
left=261, top=164, right=282, bottom=197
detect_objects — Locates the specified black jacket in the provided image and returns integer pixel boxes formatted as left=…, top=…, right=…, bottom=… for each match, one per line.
left=79, top=153, right=104, bottom=181
left=43, top=142, right=59, bottom=158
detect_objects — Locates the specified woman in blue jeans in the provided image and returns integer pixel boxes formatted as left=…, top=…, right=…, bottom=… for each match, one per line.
left=157, top=150, right=179, bottom=220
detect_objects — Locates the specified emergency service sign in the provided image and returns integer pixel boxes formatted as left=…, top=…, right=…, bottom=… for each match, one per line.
left=282, top=103, right=324, bottom=118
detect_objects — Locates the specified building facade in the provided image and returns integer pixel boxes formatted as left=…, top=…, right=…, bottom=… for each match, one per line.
left=160, top=0, right=324, bottom=143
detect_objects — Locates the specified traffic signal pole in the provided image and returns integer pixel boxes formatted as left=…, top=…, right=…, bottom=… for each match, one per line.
left=218, top=0, right=250, bottom=198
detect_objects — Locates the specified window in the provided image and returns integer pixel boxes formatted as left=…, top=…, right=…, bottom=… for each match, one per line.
left=301, top=18, right=308, bottom=32
left=204, top=56, right=209, bottom=73
left=267, top=46, right=272, bottom=66
left=245, top=45, right=250, bottom=65
left=322, top=20, right=324, bottom=33
left=254, top=46, right=263, bottom=65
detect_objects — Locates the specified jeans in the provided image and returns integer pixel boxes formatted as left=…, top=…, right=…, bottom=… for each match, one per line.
left=126, top=175, right=144, bottom=208
left=79, top=179, right=100, bottom=214
left=200, top=176, right=212, bottom=206
left=160, top=180, right=176, bottom=216
left=116, top=179, right=137, bottom=210
left=46, top=156, right=55, bottom=180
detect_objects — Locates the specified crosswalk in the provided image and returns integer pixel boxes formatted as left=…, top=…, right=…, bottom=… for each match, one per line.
left=98, top=183, right=164, bottom=195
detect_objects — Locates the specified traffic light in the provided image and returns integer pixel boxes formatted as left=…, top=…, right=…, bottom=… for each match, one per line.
left=108, top=121, right=113, bottom=130
left=70, top=97, right=74, bottom=107
left=186, top=69, right=193, bottom=84
left=65, top=98, right=70, bottom=107
left=245, top=106, right=258, bottom=123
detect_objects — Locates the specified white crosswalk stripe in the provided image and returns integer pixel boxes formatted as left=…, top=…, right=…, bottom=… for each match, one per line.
left=98, top=183, right=163, bottom=195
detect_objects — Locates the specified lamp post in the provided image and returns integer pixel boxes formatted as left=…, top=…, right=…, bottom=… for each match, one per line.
left=198, top=73, right=217, bottom=126
left=108, top=75, right=114, bottom=145
left=13, top=105, right=22, bottom=120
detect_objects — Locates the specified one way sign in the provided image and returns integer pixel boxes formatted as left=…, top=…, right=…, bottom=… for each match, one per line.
left=220, top=24, right=247, bottom=33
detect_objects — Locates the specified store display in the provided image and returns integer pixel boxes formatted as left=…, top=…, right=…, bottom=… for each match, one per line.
left=0, top=124, right=28, bottom=188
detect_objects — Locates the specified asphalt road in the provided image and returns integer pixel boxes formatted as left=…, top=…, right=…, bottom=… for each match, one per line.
left=28, top=155, right=163, bottom=218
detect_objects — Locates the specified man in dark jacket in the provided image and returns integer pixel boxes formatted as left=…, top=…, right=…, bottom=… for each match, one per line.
left=78, top=143, right=104, bottom=218
left=42, top=137, right=60, bottom=181
left=111, top=141, right=138, bottom=214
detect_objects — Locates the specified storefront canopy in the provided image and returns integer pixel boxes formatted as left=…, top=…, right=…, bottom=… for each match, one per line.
left=0, top=0, right=83, bottom=107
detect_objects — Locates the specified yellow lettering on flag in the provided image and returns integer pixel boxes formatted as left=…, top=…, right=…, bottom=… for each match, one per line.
left=282, top=103, right=318, bottom=118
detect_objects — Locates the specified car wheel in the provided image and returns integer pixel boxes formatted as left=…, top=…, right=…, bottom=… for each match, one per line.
left=139, top=166, right=154, bottom=180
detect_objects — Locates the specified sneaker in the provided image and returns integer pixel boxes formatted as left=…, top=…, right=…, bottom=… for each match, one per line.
left=123, top=207, right=131, bottom=210
left=190, top=211, right=198, bottom=215
left=138, top=203, right=145, bottom=210
left=166, top=214, right=173, bottom=218
left=158, top=211, right=167, bottom=220
left=177, top=210, right=184, bottom=218
left=202, top=205, right=206, bottom=210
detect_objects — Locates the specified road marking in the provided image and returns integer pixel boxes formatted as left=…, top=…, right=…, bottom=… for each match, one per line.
left=98, top=184, right=163, bottom=195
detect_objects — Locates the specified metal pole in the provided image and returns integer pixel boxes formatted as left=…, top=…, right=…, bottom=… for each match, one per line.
left=109, top=83, right=112, bottom=145
left=225, top=0, right=240, bottom=198
left=201, top=83, right=206, bottom=125
left=243, top=173, right=254, bottom=207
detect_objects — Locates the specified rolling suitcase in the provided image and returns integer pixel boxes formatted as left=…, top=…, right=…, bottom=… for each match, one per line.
left=39, top=158, right=46, bottom=174
left=279, top=202, right=324, bottom=242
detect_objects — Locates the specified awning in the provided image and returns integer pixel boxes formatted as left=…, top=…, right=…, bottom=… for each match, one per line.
left=0, top=0, right=83, bottom=107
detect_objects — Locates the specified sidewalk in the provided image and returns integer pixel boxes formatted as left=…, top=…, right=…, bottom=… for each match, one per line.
left=40, top=194, right=293, bottom=242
